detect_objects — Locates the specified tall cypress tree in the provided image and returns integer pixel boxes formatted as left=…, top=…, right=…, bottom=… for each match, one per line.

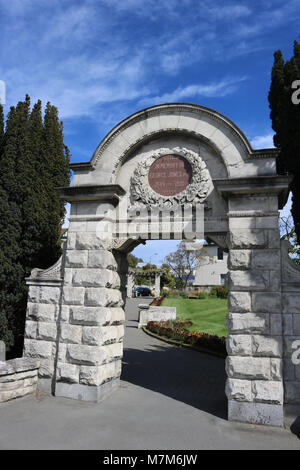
left=42, top=103, right=71, bottom=266
left=0, top=96, right=70, bottom=355
left=269, top=41, right=300, bottom=243
left=0, top=103, right=25, bottom=353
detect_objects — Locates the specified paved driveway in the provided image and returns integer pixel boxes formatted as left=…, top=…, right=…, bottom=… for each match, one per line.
left=0, top=298, right=299, bottom=449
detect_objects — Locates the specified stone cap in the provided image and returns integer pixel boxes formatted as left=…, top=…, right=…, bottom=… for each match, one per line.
left=57, top=184, right=126, bottom=205
left=0, top=358, right=40, bottom=377
left=214, top=175, right=292, bottom=209
left=138, top=304, right=150, bottom=310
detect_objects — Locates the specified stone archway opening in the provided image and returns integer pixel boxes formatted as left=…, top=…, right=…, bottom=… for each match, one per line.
left=23, top=103, right=299, bottom=428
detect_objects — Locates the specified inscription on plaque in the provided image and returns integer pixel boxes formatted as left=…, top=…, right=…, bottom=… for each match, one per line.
left=148, top=154, right=192, bottom=196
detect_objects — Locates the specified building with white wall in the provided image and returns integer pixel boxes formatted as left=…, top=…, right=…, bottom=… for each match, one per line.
left=194, top=243, right=228, bottom=286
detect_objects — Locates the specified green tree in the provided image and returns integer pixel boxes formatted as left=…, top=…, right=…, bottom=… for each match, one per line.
left=0, top=102, right=27, bottom=353
left=269, top=41, right=300, bottom=243
left=164, top=242, right=200, bottom=290
left=41, top=102, right=71, bottom=266
left=0, top=96, right=71, bottom=355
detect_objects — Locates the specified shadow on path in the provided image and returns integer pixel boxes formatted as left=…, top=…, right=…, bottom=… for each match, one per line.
left=122, top=298, right=227, bottom=420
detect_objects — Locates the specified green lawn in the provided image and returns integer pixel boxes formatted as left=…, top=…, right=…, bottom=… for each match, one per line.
left=162, top=297, right=228, bottom=337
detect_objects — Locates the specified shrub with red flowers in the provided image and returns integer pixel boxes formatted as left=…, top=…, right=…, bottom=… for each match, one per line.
left=146, top=320, right=227, bottom=356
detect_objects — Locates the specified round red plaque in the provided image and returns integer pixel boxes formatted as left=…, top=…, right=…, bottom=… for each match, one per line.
left=148, top=154, right=192, bottom=196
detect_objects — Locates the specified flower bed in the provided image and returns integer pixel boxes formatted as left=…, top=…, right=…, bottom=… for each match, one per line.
left=145, top=319, right=227, bottom=357
left=150, top=296, right=164, bottom=306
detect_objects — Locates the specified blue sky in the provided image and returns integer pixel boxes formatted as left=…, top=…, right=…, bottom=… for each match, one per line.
left=0, top=0, right=297, bottom=263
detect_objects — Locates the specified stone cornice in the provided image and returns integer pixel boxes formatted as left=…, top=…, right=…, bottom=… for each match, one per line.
left=57, top=185, right=126, bottom=204
left=214, top=175, right=291, bottom=208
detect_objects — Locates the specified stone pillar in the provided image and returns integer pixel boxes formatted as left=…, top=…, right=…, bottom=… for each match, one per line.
left=225, top=194, right=284, bottom=426
left=23, top=257, right=63, bottom=393
left=154, top=273, right=161, bottom=297
left=127, top=273, right=134, bottom=298
left=53, top=185, right=126, bottom=402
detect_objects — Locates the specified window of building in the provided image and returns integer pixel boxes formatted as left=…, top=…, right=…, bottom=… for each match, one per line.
left=217, top=248, right=223, bottom=260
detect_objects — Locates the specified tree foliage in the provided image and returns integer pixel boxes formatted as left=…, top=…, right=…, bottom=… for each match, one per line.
left=0, top=96, right=70, bottom=355
left=164, top=242, right=200, bottom=289
left=279, top=215, right=300, bottom=265
left=269, top=41, right=300, bottom=243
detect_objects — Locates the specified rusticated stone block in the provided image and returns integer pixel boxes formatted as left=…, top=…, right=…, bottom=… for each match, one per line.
left=38, top=359, right=54, bottom=378
left=70, top=306, right=112, bottom=326
left=85, top=288, right=123, bottom=307
left=283, top=358, right=295, bottom=381
left=37, top=322, right=57, bottom=341
left=252, top=292, right=281, bottom=313
left=39, top=287, right=61, bottom=304
left=0, top=384, right=36, bottom=403
left=270, top=358, right=282, bottom=381
left=76, top=233, right=110, bottom=250
left=67, top=344, right=105, bottom=366
left=26, top=303, right=56, bottom=322
left=65, top=250, right=88, bottom=268
left=252, top=381, right=283, bottom=404
left=82, top=326, right=105, bottom=346
left=57, top=363, right=79, bottom=383
left=226, top=313, right=268, bottom=334
left=82, top=325, right=122, bottom=346
left=28, top=286, right=41, bottom=303
left=110, top=307, right=125, bottom=325
left=228, top=250, right=251, bottom=269
left=283, top=336, right=300, bottom=355
left=79, top=361, right=120, bottom=386
left=23, top=338, right=52, bottom=359
left=226, top=335, right=252, bottom=356
left=293, top=315, right=300, bottom=335
left=60, top=305, right=70, bottom=322
left=0, top=358, right=40, bottom=377
left=60, top=324, right=82, bottom=344
left=225, top=378, right=252, bottom=402
left=25, top=320, right=37, bottom=339
left=63, top=268, right=73, bottom=285
left=252, top=250, right=280, bottom=270
left=268, top=229, right=281, bottom=249
left=226, top=356, right=271, bottom=380
left=88, top=250, right=117, bottom=270
left=63, top=287, right=85, bottom=306
left=252, top=335, right=282, bottom=358
left=228, top=291, right=251, bottom=313
left=228, top=270, right=269, bottom=290
left=284, top=382, right=300, bottom=404
left=105, top=342, right=123, bottom=360
left=282, top=294, right=300, bottom=314
left=72, top=268, right=119, bottom=288
left=66, top=232, right=76, bottom=250
left=229, top=229, right=267, bottom=249
left=270, top=314, right=282, bottom=335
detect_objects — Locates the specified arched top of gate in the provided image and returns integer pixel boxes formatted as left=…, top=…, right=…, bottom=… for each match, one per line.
left=71, top=103, right=278, bottom=185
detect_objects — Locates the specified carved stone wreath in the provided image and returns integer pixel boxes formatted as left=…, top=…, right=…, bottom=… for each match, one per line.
left=130, top=147, right=211, bottom=209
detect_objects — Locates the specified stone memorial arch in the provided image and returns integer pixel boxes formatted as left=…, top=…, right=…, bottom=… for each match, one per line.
left=24, top=103, right=300, bottom=428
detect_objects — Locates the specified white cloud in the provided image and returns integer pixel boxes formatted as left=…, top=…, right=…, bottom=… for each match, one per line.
left=139, top=77, right=248, bottom=106
left=250, top=134, right=274, bottom=149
